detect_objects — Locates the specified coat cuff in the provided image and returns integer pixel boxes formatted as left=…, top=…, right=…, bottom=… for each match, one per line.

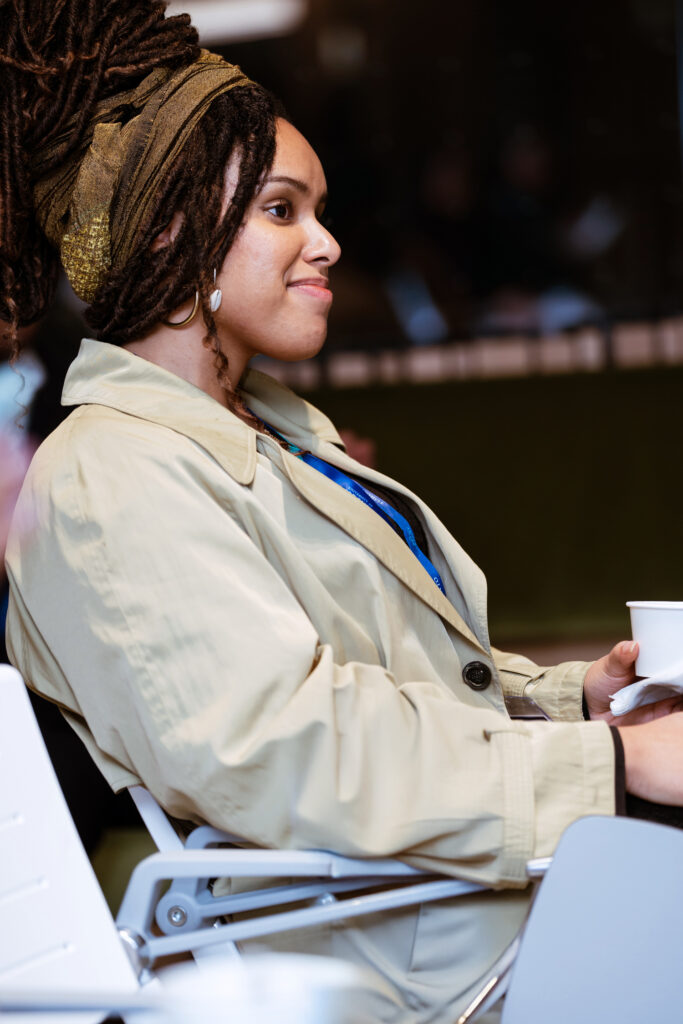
left=495, top=652, right=590, bottom=722
left=526, top=717, right=616, bottom=859
left=524, top=660, right=591, bottom=721
left=484, top=715, right=616, bottom=881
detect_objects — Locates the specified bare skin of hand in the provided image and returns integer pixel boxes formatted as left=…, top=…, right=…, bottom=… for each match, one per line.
left=584, top=640, right=683, bottom=727
left=584, top=640, right=683, bottom=803
left=619, top=715, right=683, bottom=805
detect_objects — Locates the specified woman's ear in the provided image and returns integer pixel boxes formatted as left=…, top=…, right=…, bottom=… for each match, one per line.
left=150, top=210, right=185, bottom=252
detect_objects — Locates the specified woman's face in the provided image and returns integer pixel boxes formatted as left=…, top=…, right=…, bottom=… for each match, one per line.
left=215, top=118, right=341, bottom=378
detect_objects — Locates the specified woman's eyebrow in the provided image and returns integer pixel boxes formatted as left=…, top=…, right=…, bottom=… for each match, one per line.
left=263, top=174, right=328, bottom=204
left=265, top=174, right=308, bottom=192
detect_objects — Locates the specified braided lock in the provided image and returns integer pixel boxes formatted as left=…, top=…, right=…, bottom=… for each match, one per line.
left=0, top=0, right=279, bottom=402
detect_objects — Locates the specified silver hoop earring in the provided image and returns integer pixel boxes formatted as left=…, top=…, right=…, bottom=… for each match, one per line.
left=163, top=290, right=200, bottom=329
left=209, top=268, right=222, bottom=313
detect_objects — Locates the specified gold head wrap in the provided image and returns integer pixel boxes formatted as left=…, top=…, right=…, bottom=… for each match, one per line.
left=32, top=51, right=251, bottom=302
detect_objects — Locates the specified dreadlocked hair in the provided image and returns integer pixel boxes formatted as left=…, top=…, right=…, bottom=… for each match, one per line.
left=0, top=0, right=279, bottom=407
left=87, top=82, right=278, bottom=405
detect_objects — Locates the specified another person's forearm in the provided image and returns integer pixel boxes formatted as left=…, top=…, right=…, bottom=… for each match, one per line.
left=618, top=715, right=683, bottom=804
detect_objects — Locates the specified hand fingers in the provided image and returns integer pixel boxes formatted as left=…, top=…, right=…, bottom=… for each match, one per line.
left=612, top=695, right=683, bottom=727
left=606, top=640, right=639, bottom=676
left=644, top=696, right=683, bottom=721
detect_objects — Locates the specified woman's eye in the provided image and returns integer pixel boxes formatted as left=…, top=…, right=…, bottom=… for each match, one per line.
left=266, top=201, right=291, bottom=220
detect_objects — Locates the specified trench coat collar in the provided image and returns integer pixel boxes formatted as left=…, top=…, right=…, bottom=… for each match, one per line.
left=62, top=339, right=343, bottom=485
left=62, top=339, right=486, bottom=651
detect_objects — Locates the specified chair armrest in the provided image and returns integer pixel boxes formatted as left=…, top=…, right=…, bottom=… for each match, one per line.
left=116, top=848, right=485, bottom=964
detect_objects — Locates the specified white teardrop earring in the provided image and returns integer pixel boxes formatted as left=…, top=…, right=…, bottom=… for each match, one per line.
left=209, top=267, right=222, bottom=313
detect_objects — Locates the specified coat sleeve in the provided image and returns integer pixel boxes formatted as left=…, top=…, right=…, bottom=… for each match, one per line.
left=6, top=417, right=615, bottom=887
left=492, top=647, right=590, bottom=722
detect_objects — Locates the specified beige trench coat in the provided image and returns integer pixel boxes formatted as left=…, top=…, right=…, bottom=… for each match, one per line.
left=6, top=339, right=615, bottom=1022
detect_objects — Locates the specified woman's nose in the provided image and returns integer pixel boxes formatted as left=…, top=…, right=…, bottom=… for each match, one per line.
left=303, top=219, right=341, bottom=267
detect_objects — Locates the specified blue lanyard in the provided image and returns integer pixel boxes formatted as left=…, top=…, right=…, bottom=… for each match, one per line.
left=0, top=586, right=8, bottom=640
left=253, top=416, right=446, bottom=595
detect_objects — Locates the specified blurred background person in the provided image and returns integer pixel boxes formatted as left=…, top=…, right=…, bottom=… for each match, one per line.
left=0, top=296, right=137, bottom=851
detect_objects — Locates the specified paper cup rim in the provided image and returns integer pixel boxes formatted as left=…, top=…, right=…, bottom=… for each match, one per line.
left=626, top=600, right=683, bottom=609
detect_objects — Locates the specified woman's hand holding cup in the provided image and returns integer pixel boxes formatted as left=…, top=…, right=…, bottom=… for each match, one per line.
left=584, top=639, right=683, bottom=804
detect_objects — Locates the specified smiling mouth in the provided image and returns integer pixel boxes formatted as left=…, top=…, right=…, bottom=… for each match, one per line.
left=288, top=279, right=333, bottom=302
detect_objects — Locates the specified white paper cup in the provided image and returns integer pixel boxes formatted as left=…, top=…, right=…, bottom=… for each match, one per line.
left=627, top=601, right=683, bottom=677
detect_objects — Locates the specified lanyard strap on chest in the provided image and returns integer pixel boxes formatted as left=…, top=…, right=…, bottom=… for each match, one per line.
left=254, top=416, right=446, bottom=595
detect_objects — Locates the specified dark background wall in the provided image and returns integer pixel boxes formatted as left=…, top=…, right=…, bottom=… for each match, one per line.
left=17, top=1, right=680, bottom=649
left=220, top=0, right=683, bottom=645
left=223, top=0, right=683, bottom=345
left=308, top=366, right=683, bottom=645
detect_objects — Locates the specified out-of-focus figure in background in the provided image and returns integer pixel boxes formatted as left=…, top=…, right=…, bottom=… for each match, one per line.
left=0, top=296, right=137, bottom=851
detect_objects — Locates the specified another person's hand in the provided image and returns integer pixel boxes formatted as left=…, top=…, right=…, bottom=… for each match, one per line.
left=585, top=641, right=683, bottom=805
left=584, top=640, right=683, bottom=727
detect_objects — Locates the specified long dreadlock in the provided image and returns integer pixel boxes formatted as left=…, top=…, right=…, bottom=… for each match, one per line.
left=0, top=0, right=279, bottom=400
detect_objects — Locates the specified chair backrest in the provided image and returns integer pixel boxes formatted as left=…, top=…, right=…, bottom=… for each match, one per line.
left=0, top=666, right=375, bottom=1023
left=0, top=665, right=140, bottom=1023
left=502, top=814, right=683, bottom=1022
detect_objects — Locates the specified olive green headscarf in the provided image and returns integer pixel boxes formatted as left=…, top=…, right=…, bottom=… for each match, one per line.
left=32, top=51, right=251, bottom=302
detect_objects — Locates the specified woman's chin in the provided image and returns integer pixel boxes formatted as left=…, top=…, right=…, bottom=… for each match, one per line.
left=275, top=332, right=328, bottom=364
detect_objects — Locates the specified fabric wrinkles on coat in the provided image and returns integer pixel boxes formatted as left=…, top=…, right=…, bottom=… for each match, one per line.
left=5, top=339, right=616, bottom=1022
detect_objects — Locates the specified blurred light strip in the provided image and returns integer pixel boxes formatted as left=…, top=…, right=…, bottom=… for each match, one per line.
left=166, top=0, right=307, bottom=44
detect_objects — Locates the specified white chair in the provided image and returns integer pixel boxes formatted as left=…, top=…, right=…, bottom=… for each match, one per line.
left=0, top=663, right=512, bottom=1022
left=0, top=664, right=141, bottom=1024
left=121, top=783, right=487, bottom=967
left=121, top=763, right=683, bottom=1023
left=5, top=660, right=683, bottom=1023
left=0, top=665, right=390, bottom=1023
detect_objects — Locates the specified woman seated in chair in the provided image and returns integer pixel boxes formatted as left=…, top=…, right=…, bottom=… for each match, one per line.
left=3, top=3, right=683, bottom=1020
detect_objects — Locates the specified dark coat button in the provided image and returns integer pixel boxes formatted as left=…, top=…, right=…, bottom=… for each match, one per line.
left=463, top=661, right=492, bottom=691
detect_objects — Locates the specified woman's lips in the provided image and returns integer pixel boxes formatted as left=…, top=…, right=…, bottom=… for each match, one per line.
left=288, top=279, right=333, bottom=303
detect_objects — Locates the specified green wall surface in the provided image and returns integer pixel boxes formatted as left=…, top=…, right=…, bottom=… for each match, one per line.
left=309, top=366, right=683, bottom=644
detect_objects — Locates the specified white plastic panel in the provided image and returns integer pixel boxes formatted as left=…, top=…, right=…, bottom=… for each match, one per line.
left=0, top=666, right=140, bottom=1022
left=503, top=815, right=683, bottom=1022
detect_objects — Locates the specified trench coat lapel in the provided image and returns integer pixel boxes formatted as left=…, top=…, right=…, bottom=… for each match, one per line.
left=243, top=371, right=487, bottom=652
left=282, top=448, right=486, bottom=654
left=63, top=347, right=488, bottom=653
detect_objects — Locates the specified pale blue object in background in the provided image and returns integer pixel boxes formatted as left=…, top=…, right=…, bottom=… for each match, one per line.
left=0, top=352, right=44, bottom=437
